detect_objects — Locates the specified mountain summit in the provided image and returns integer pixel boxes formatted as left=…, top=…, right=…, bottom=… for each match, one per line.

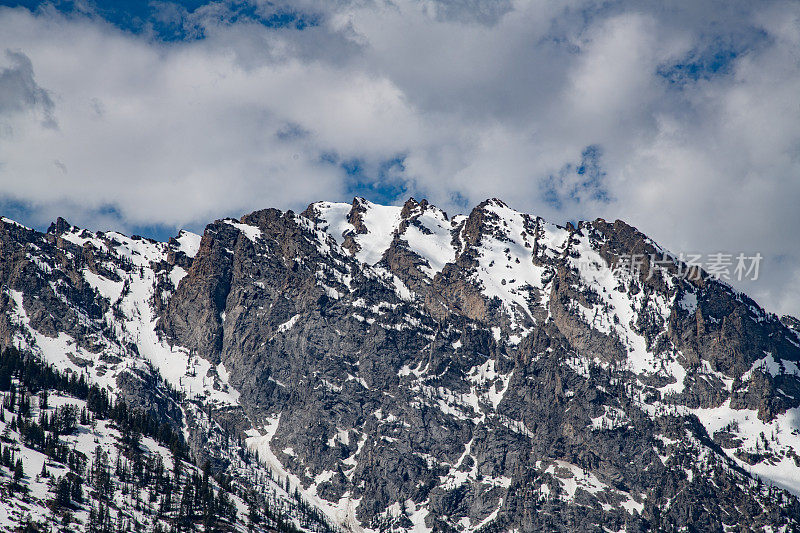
left=0, top=199, right=799, bottom=531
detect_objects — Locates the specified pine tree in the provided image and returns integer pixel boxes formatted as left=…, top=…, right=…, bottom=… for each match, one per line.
left=55, top=476, right=72, bottom=507
left=2, top=444, right=11, bottom=468
left=70, top=472, right=84, bottom=503
left=14, top=457, right=24, bottom=481
left=92, top=446, right=113, bottom=502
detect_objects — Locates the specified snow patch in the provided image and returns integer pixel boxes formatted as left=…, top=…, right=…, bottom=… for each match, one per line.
left=277, top=314, right=301, bottom=333
left=83, top=269, right=124, bottom=302
left=224, top=220, right=262, bottom=242
left=175, top=230, right=202, bottom=257
left=1, top=216, right=32, bottom=230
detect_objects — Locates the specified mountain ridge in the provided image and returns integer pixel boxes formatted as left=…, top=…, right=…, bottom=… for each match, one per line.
left=1, top=197, right=799, bottom=531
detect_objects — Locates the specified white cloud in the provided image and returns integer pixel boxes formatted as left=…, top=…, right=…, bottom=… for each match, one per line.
left=0, top=1, right=798, bottom=316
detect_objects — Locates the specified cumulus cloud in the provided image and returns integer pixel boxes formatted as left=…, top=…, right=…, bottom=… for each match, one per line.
left=0, top=0, right=798, bottom=316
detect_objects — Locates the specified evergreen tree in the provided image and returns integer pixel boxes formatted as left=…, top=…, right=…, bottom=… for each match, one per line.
left=92, top=446, right=113, bottom=502
left=54, top=475, right=72, bottom=507
left=14, top=457, right=24, bottom=481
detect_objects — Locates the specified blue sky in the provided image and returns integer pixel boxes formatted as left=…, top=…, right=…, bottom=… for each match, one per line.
left=1, top=1, right=316, bottom=40
left=0, top=0, right=799, bottom=316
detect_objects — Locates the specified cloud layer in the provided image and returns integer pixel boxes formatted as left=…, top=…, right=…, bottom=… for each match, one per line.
left=0, top=0, right=799, bottom=316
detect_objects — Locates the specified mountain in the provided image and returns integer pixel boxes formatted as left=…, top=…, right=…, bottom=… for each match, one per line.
left=0, top=197, right=799, bottom=532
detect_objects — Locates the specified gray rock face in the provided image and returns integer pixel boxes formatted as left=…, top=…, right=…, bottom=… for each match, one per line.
left=2, top=199, right=800, bottom=532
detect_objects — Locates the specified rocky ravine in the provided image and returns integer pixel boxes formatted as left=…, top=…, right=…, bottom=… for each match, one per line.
left=1, top=197, right=800, bottom=532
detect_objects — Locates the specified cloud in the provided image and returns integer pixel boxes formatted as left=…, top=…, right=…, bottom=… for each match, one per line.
left=0, top=49, right=56, bottom=129
left=0, top=1, right=798, bottom=317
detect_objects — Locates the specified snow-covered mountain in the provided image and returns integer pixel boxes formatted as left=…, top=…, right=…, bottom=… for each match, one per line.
left=1, top=197, right=799, bottom=531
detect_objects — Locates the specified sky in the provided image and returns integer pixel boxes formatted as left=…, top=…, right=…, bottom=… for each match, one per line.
left=0, top=0, right=798, bottom=318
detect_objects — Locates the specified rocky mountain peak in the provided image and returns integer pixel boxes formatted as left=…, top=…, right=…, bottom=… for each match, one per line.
left=1, top=200, right=800, bottom=531
left=346, top=197, right=370, bottom=235
left=46, top=216, right=72, bottom=236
